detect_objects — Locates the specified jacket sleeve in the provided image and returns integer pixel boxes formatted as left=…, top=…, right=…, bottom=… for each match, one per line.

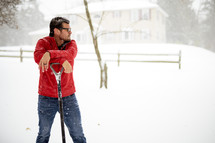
left=34, top=39, right=47, bottom=65
left=34, top=39, right=77, bottom=65
left=48, top=40, right=78, bottom=64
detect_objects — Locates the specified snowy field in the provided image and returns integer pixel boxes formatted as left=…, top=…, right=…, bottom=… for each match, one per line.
left=1, top=43, right=215, bottom=143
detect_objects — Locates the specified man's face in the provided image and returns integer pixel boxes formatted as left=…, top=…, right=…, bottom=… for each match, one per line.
left=59, top=23, right=72, bottom=41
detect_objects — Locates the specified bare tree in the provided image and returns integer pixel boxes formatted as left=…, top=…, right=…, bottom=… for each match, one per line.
left=0, top=0, right=22, bottom=28
left=82, top=0, right=155, bottom=88
left=157, top=0, right=199, bottom=45
left=83, top=0, right=108, bottom=88
left=201, top=0, right=215, bottom=51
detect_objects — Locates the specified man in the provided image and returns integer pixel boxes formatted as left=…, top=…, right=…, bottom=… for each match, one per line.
left=34, top=17, right=87, bottom=143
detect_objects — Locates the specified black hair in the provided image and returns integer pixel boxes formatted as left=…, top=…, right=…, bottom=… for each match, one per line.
left=49, top=17, right=70, bottom=37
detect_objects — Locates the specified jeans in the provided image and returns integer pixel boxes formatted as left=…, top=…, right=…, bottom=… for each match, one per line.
left=36, top=94, right=86, bottom=143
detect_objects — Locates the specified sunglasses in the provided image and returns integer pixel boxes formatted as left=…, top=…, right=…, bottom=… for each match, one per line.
left=59, top=27, right=71, bottom=32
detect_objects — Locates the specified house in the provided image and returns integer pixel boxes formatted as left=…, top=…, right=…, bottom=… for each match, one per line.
left=58, top=0, right=168, bottom=44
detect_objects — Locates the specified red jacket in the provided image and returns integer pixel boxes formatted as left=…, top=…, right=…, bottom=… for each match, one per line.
left=34, top=36, right=77, bottom=98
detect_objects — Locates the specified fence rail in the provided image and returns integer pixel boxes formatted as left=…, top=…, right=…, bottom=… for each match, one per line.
left=0, top=48, right=181, bottom=69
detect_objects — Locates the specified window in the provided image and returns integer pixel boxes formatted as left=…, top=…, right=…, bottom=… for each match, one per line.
left=161, top=15, right=165, bottom=24
left=157, top=31, right=160, bottom=40
left=157, top=10, right=160, bottom=21
left=122, top=31, right=133, bottom=41
left=105, top=32, right=114, bottom=41
left=124, top=31, right=129, bottom=40
left=113, top=11, right=121, bottom=18
left=76, top=34, right=81, bottom=42
left=130, top=10, right=139, bottom=22
left=131, top=9, right=150, bottom=21
left=75, top=33, right=87, bottom=42
left=93, top=14, right=101, bottom=19
left=140, top=9, right=150, bottom=20
left=141, top=29, right=151, bottom=40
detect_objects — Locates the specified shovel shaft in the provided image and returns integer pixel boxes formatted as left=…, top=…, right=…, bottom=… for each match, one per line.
left=50, top=63, right=66, bottom=143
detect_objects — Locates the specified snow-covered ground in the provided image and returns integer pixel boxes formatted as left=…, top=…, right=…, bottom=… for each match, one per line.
left=1, top=43, right=215, bottom=143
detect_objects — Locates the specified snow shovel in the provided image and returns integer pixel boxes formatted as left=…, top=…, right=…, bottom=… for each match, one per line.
left=50, top=63, right=66, bottom=143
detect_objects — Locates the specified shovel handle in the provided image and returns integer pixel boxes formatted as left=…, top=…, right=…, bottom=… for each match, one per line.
left=50, top=63, right=66, bottom=143
left=50, top=63, right=64, bottom=76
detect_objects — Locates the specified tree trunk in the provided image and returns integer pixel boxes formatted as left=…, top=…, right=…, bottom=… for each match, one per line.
left=83, top=0, right=107, bottom=88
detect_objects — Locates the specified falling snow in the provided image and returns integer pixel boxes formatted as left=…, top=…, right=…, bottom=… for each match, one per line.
left=0, top=43, right=215, bottom=143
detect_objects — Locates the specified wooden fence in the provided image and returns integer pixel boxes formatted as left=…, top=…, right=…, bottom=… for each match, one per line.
left=0, top=48, right=181, bottom=69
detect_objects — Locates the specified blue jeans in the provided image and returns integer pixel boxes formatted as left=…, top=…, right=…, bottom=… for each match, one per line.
left=36, top=94, right=86, bottom=143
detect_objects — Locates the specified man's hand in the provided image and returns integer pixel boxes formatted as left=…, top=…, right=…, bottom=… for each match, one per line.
left=62, top=60, right=73, bottom=73
left=39, top=52, right=50, bottom=72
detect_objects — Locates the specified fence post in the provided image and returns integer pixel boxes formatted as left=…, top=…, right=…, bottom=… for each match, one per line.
left=20, top=48, right=23, bottom=62
left=179, top=50, right=181, bottom=69
left=104, top=62, right=108, bottom=89
left=118, top=52, right=120, bottom=67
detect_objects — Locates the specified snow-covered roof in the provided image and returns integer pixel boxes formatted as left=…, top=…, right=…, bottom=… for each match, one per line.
left=59, top=0, right=168, bottom=17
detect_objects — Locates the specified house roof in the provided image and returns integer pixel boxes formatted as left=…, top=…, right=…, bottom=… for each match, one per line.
left=59, top=0, right=168, bottom=17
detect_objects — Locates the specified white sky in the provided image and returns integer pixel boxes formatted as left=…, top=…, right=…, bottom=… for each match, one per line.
left=37, top=0, right=202, bottom=20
